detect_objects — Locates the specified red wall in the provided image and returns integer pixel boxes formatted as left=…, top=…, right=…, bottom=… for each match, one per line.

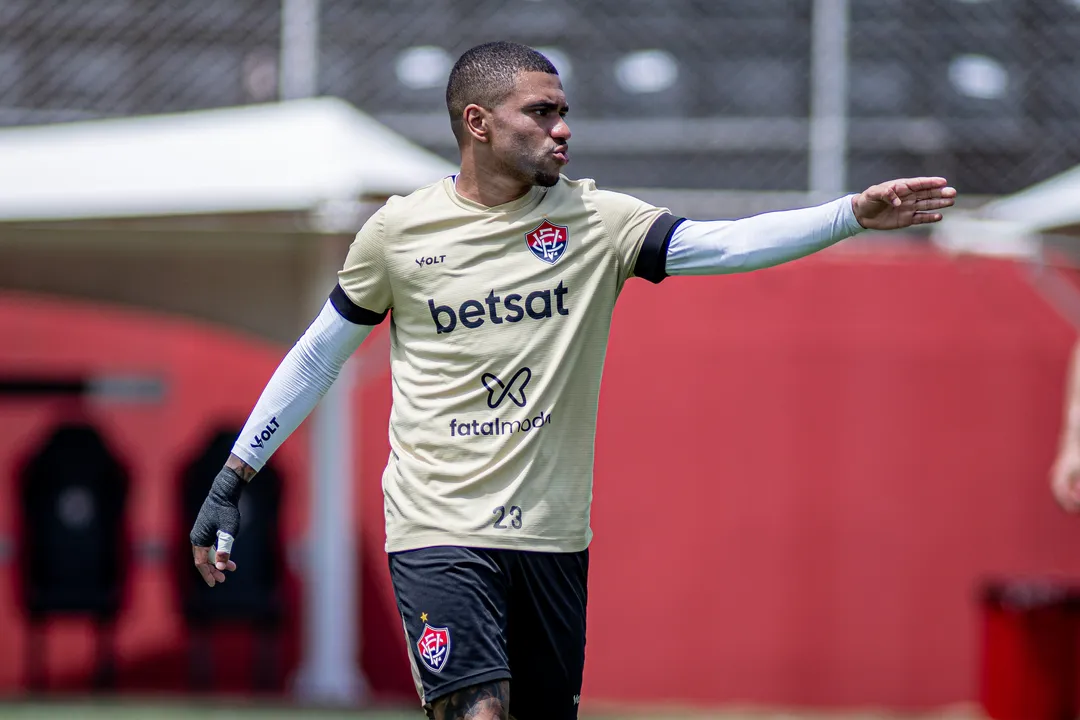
left=2, top=245, right=1079, bottom=709
left=586, top=247, right=1080, bottom=709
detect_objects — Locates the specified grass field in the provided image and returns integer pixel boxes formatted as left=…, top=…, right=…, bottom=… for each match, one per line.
left=0, top=700, right=987, bottom=720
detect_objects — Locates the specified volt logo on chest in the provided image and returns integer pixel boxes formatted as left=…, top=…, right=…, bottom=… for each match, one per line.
left=415, top=254, right=446, bottom=268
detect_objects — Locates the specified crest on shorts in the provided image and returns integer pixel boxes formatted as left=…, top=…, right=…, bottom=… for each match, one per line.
left=525, top=219, right=569, bottom=265
left=417, top=623, right=452, bottom=673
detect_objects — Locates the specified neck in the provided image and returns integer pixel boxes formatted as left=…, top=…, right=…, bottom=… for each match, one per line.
left=455, top=151, right=533, bottom=208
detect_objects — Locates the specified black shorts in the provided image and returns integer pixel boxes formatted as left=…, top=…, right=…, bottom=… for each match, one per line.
left=388, top=545, right=588, bottom=719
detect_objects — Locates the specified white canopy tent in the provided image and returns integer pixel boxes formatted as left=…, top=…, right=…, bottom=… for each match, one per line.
left=931, top=163, right=1080, bottom=259
left=0, top=96, right=454, bottom=222
left=977, top=163, right=1080, bottom=236
left=0, top=97, right=457, bottom=705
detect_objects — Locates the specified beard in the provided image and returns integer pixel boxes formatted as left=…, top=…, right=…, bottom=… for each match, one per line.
left=531, top=165, right=562, bottom=187
left=515, top=150, right=562, bottom=188
left=497, top=138, right=563, bottom=188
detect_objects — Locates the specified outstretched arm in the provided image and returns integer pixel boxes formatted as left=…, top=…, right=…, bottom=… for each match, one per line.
left=1052, top=339, right=1080, bottom=513
left=665, top=177, right=957, bottom=276
left=189, top=292, right=379, bottom=586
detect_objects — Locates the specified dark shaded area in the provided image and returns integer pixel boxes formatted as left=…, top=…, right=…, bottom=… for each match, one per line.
left=19, top=421, right=129, bottom=691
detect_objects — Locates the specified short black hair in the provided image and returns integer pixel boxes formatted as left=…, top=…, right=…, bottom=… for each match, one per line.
left=446, top=41, right=558, bottom=143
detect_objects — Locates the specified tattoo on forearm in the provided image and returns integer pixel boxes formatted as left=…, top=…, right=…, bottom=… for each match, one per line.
left=226, top=454, right=258, bottom=482
left=435, top=681, right=509, bottom=720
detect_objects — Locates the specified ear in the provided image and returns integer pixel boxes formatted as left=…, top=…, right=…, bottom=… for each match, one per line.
left=463, top=104, right=491, bottom=144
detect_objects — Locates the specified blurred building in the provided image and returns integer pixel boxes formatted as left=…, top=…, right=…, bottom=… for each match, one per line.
left=1, top=0, right=1078, bottom=195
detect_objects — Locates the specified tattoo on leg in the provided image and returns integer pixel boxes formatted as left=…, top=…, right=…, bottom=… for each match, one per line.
left=433, top=681, right=509, bottom=720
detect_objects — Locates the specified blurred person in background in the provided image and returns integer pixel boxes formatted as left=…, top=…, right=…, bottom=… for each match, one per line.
left=1051, top=339, right=1080, bottom=512
left=188, top=41, right=956, bottom=720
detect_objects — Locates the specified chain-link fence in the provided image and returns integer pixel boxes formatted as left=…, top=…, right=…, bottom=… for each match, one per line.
left=2, top=0, right=1079, bottom=195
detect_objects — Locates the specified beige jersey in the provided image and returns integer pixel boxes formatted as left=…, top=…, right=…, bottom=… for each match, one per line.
left=338, top=175, right=679, bottom=553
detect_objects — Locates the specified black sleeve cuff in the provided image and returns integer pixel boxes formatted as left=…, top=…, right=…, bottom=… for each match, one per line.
left=329, top=284, right=388, bottom=325
left=633, top=213, right=686, bottom=284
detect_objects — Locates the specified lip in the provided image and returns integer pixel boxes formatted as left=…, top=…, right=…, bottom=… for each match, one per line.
left=552, top=148, right=569, bottom=164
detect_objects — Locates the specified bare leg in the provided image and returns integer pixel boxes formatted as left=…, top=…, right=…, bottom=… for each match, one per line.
left=431, top=680, right=509, bottom=720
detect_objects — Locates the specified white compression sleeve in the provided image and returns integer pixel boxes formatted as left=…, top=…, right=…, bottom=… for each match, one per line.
left=665, top=195, right=865, bottom=275
left=231, top=299, right=373, bottom=471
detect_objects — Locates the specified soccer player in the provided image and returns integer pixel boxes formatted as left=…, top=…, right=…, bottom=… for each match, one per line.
left=189, top=41, right=956, bottom=719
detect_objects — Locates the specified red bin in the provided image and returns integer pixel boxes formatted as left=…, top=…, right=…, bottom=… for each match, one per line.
left=980, top=580, right=1080, bottom=720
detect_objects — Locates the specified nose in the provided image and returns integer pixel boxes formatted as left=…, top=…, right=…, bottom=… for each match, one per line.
left=552, top=117, right=571, bottom=143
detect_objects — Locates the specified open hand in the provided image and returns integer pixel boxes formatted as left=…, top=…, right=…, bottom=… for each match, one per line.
left=852, top=177, right=957, bottom=230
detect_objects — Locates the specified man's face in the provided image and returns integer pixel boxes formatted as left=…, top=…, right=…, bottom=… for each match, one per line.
left=487, top=71, right=571, bottom=188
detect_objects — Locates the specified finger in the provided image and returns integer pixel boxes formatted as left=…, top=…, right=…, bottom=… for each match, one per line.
left=215, top=549, right=237, bottom=572
left=194, top=558, right=225, bottom=586
left=914, top=197, right=955, bottom=211
left=193, top=545, right=226, bottom=586
left=196, top=563, right=216, bottom=587
left=215, top=549, right=229, bottom=571
left=882, top=183, right=903, bottom=207
left=866, top=183, right=902, bottom=207
left=898, top=177, right=949, bottom=193
left=914, top=187, right=958, bottom=202
left=910, top=212, right=945, bottom=225
left=214, top=529, right=237, bottom=571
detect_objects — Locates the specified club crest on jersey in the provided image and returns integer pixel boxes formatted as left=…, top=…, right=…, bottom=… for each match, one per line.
left=417, top=624, right=452, bottom=673
left=525, top=219, right=568, bottom=265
